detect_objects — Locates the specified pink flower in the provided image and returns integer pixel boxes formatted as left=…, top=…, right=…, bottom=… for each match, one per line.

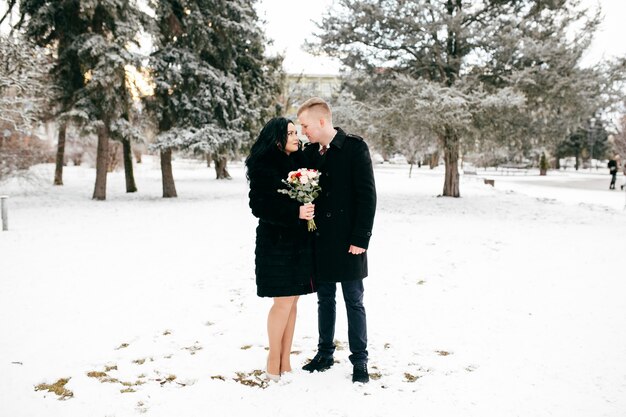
left=277, top=168, right=323, bottom=232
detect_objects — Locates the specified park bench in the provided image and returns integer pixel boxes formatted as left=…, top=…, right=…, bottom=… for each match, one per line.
left=497, top=163, right=532, bottom=175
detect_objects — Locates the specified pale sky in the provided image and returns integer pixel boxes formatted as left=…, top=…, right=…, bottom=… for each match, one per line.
left=256, top=0, right=342, bottom=74
left=256, top=0, right=626, bottom=75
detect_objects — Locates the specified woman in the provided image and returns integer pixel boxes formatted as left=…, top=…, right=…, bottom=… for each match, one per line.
left=245, top=117, right=316, bottom=381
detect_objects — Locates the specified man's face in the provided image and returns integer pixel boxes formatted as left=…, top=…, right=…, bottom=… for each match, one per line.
left=298, top=110, right=323, bottom=143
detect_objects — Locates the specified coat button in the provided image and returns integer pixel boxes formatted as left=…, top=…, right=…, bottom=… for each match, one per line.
left=315, top=232, right=320, bottom=237
left=326, top=212, right=331, bottom=218
left=367, top=232, right=371, bottom=236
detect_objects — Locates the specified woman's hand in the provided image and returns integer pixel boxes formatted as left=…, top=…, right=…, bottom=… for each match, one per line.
left=299, top=203, right=315, bottom=220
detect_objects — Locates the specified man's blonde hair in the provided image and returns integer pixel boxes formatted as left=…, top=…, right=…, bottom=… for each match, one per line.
left=297, top=97, right=333, bottom=121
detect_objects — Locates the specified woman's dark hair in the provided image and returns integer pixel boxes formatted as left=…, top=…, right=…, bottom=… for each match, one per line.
left=245, top=117, right=293, bottom=179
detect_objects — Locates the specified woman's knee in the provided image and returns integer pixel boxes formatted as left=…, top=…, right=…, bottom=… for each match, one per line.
left=273, top=296, right=296, bottom=312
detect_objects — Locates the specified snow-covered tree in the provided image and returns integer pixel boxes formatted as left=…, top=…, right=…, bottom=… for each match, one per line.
left=312, top=0, right=622, bottom=196
left=612, top=114, right=626, bottom=160
left=7, top=1, right=78, bottom=186
left=146, top=0, right=282, bottom=197
left=229, top=0, right=284, bottom=163
left=13, top=0, right=147, bottom=198
left=476, top=5, right=625, bottom=167
left=555, top=118, right=609, bottom=170
left=0, top=35, right=53, bottom=132
left=0, top=34, right=55, bottom=181
left=332, top=75, right=434, bottom=175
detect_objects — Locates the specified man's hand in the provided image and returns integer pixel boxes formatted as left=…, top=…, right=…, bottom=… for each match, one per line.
left=348, top=245, right=366, bottom=255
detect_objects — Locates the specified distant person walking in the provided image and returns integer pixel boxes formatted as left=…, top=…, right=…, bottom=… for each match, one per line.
left=608, top=157, right=618, bottom=190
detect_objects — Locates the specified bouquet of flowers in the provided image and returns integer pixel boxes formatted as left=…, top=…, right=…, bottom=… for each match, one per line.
left=278, top=168, right=321, bottom=231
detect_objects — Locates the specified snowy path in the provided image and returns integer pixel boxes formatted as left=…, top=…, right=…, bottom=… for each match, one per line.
left=1, top=160, right=625, bottom=417
left=465, top=167, right=626, bottom=210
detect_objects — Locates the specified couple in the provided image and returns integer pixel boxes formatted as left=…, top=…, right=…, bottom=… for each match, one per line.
left=245, top=97, right=377, bottom=384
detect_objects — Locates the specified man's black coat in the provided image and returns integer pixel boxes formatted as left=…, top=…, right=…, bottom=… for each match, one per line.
left=303, top=127, right=377, bottom=283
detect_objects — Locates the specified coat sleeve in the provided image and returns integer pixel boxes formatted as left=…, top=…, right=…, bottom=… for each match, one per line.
left=249, top=168, right=301, bottom=228
left=349, top=140, right=377, bottom=249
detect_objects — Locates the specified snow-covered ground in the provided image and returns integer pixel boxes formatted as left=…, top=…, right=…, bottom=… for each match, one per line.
left=1, top=159, right=625, bottom=417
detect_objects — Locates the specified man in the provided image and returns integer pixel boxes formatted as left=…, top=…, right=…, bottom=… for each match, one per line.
left=608, top=157, right=618, bottom=190
left=297, top=97, right=376, bottom=383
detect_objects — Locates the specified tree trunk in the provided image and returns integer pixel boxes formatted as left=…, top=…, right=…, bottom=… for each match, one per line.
left=92, top=123, right=109, bottom=200
left=72, top=153, right=83, bottom=166
left=442, top=132, right=460, bottom=197
left=53, top=122, right=67, bottom=186
left=213, top=155, right=232, bottom=179
left=161, top=148, right=177, bottom=198
left=122, top=138, right=138, bottom=193
left=539, top=154, right=548, bottom=176
left=409, top=162, right=414, bottom=178
left=107, top=142, right=121, bottom=172
left=429, top=151, right=439, bottom=169
left=133, top=148, right=142, bottom=163
left=206, top=152, right=212, bottom=167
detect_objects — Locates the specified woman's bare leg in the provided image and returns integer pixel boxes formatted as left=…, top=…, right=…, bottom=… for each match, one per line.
left=267, top=296, right=296, bottom=376
left=280, top=296, right=299, bottom=373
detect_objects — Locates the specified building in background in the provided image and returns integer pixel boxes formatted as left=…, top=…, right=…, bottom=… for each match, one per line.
left=281, top=73, right=342, bottom=120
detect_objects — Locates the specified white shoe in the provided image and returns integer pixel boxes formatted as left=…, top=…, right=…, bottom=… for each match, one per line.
left=264, top=372, right=280, bottom=382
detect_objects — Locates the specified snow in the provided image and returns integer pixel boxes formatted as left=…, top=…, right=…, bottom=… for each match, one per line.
left=1, top=159, right=625, bottom=417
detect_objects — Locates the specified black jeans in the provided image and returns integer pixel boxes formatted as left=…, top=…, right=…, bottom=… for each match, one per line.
left=316, top=279, right=368, bottom=364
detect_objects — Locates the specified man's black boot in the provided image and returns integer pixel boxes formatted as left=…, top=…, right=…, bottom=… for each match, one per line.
left=302, top=354, right=334, bottom=373
left=352, top=363, right=369, bottom=383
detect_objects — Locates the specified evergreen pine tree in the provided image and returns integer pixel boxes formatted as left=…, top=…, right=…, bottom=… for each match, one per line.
left=8, top=0, right=85, bottom=186
left=146, top=0, right=282, bottom=196
left=14, top=0, right=147, bottom=198
left=555, top=119, right=609, bottom=170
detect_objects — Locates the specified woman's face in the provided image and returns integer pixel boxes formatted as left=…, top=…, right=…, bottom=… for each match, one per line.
left=283, top=123, right=299, bottom=154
